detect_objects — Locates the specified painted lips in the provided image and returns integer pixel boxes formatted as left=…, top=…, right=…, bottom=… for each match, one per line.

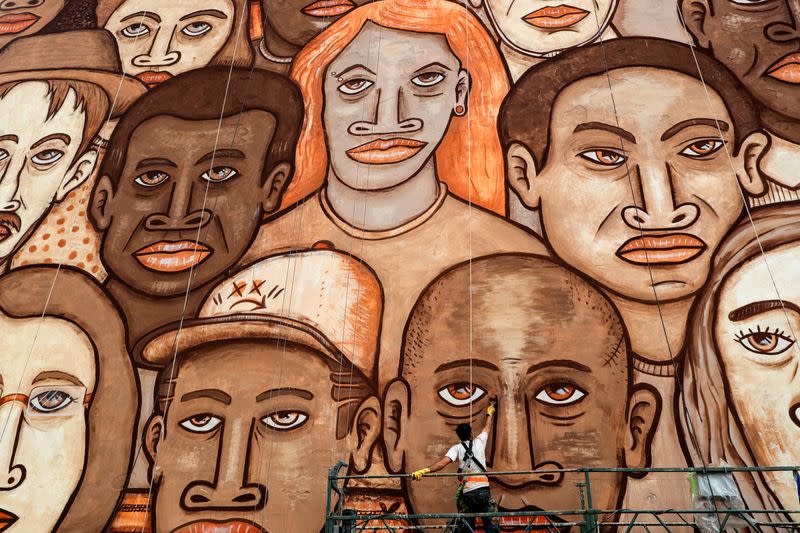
left=346, top=138, right=427, bottom=165
left=766, top=53, right=800, bottom=84
left=135, top=71, right=173, bottom=88
left=0, top=212, right=20, bottom=243
left=0, top=13, right=39, bottom=35
left=302, top=0, right=356, bottom=17
left=617, top=233, right=707, bottom=265
left=134, top=240, right=212, bottom=273
left=523, top=5, right=589, bottom=29
left=0, top=510, right=18, bottom=532
left=172, top=520, right=267, bottom=533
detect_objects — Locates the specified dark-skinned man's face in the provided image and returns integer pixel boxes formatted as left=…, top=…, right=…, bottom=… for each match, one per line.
left=383, top=263, right=659, bottom=528
left=682, top=0, right=800, bottom=120
left=260, top=0, right=371, bottom=48
left=93, top=110, right=282, bottom=297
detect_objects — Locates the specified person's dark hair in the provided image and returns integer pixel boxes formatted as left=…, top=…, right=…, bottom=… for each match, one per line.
left=100, top=67, right=304, bottom=189
left=456, top=423, right=472, bottom=442
left=38, top=0, right=98, bottom=34
left=499, top=37, right=761, bottom=168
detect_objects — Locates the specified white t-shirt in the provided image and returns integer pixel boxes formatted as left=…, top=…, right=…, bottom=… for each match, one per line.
left=445, top=431, right=490, bottom=493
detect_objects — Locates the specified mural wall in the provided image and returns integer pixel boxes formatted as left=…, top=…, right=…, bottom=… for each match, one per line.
left=0, top=0, right=798, bottom=531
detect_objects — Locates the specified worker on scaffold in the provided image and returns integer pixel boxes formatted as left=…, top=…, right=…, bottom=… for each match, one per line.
left=411, top=398, right=500, bottom=533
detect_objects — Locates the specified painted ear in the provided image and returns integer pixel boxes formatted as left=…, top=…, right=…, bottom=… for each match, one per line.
left=624, top=384, right=660, bottom=478
left=348, top=396, right=382, bottom=473
left=506, top=142, right=541, bottom=209
left=382, top=378, right=411, bottom=474
left=143, top=415, right=164, bottom=482
left=89, top=174, right=115, bottom=231
left=454, top=70, right=471, bottom=116
left=679, top=0, right=712, bottom=48
left=738, top=131, right=769, bottom=198
left=55, top=150, right=98, bottom=202
left=261, top=161, right=292, bottom=213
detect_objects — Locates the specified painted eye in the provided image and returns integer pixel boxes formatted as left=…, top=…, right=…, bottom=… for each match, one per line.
left=438, top=383, right=486, bottom=407
left=179, top=414, right=222, bottom=433
left=579, top=150, right=627, bottom=167
left=181, top=21, right=212, bottom=37
left=29, top=390, right=76, bottom=413
left=31, top=149, right=64, bottom=166
left=535, top=383, right=586, bottom=406
left=680, top=139, right=724, bottom=158
left=338, top=79, right=374, bottom=95
left=730, top=0, right=769, bottom=4
left=201, top=166, right=238, bottom=183
left=0, top=149, right=8, bottom=162
left=737, top=329, right=796, bottom=355
left=411, top=72, right=446, bottom=87
left=121, top=23, right=150, bottom=38
left=134, top=171, right=170, bottom=187
left=262, top=411, right=309, bottom=431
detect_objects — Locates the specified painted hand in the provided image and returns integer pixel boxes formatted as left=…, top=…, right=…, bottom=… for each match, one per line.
left=411, top=468, right=431, bottom=480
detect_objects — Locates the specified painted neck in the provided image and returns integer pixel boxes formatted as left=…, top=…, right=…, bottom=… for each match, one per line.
left=761, top=108, right=800, bottom=144
left=262, top=20, right=302, bottom=59
left=325, top=158, right=441, bottom=232
left=605, top=291, right=694, bottom=362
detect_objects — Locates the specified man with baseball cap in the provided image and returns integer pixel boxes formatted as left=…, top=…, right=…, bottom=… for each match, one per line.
left=137, top=246, right=383, bottom=533
left=0, top=29, right=145, bottom=273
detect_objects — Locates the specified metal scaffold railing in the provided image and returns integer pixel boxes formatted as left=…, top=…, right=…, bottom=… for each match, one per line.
left=324, top=462, right=800, bottom=533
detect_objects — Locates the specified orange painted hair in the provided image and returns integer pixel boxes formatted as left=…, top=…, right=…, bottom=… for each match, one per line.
left=286, top=0, right=510, bottom=215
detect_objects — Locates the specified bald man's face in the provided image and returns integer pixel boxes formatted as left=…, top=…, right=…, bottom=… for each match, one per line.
left=383, top=265, right=658, bottom=527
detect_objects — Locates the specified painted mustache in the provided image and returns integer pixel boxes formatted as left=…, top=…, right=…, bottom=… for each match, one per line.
left=0, top=509, right=18, bottom=532
left=302, top=0, right=356, bottom=17
left=766, top=53, right=800, bottom=84
left=171, top=520, right=267, bottom=533
left=135, top=71, right=173, bottom=88
left=346, top=137, right=427, bottom=165
left=0, top=212, right=21, bottom=243
left=616, top=233, right=706, bottom=265
left=134, top=240, right=212, bottom=273
left=523, top=5, right=589, bottom=29
left=0, top=13, right=39, bottom=35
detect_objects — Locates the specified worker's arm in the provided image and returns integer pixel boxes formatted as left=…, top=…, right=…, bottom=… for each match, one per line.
left=411, top=456, right=452, bottom=480
left=481, top=398, right=497, bottom=435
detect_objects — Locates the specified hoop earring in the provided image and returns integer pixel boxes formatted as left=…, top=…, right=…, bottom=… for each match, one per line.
left=455, top=105, right=465, bottom=116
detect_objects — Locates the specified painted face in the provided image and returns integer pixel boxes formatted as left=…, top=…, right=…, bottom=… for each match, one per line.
left=534, top=69, right=743, bottom=303
left=0, top=82, right=88, bottom=264
left=0, top=313, right=96, bottom=533
left=0, top=0, right=64, bottom=48
left=104, top=0, right=235, bottom=87
left=260, top=0, right=370, bottom=49
left=483, top=0, right=616, bottom=56
left=715, top=240, right=800, bottom=511
left=684, top=0, right=800, bottom=121
left=98, top=111, right=275, bottom=297
left=389, top=270, right=657, bottom=526
left=323, top=23, right=468, bottom=191
left=149, top=341, right=351, bottom=533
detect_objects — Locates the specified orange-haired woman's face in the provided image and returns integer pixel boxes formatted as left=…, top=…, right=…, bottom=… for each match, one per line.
left=322, top=22, right=469, bottom=191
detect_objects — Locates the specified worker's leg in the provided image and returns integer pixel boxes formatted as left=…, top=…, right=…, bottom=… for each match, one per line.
left=458, top=490, right=479, bottom=533
left=475, top=488, right=500, bottom=533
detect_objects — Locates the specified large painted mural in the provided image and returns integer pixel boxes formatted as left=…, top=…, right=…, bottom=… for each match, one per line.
left=0, top=0, right=798, bottom=531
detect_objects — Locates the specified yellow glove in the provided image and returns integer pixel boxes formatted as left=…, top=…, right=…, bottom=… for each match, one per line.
left=411, top=468, right=430, bottom=481
left=487, top=404, right=496, bottom=417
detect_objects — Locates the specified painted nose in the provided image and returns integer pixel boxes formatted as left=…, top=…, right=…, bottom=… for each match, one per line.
left=621, top=203, right=699, bottom=231
left=0, top=403, right=26, bottom=491
left=132, top=50, right=181, bottom=68
left=0, top=200, right=20, bottom=212
left=181, top=480, right=267, bottom=511
left=0, top=0, right=44, bottom=10
left=348, top=117, right=423, bottom=136
left=765, top=21, right=800, bottom=42
left=144, top=209, right=211, bottom=231
left=348, top=87, right=423, bottom=136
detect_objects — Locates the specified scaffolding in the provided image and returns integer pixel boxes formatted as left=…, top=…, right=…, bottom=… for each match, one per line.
left=324, top=462, right=800, bottom=532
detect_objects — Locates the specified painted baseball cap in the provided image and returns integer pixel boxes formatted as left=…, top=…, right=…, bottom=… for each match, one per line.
left=136, top=248, right=383, bottom=380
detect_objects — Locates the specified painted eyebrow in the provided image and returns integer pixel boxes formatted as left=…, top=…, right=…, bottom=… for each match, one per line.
left=32, top=371, right=86, bottom=387
left=0, top=134, right=18, bottom=143
left=195, top=149, right=245, bottom=165
left=337, top=63, right=377, bottom=77
left=181, top=389, right=232, bottom=404
left=435, top=359, right=500, bottom=373
left=413, top=62, right=451, bottom=74
left=30, top=133, right=71, bottom=150
left=527, top=360, right=592, bottom=374
left=136, top=157, right=178, bottom=169
left=255, top=388, right=314, bottom=402
left=120, top=11, right=161, bottom=23
left=728, top=300, right=800, bottom=322
left=573, top=122, right=636, bottom=144
left=661, top=118, right=730, bottom=141
left=180, top=9, right=228, bottom=20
